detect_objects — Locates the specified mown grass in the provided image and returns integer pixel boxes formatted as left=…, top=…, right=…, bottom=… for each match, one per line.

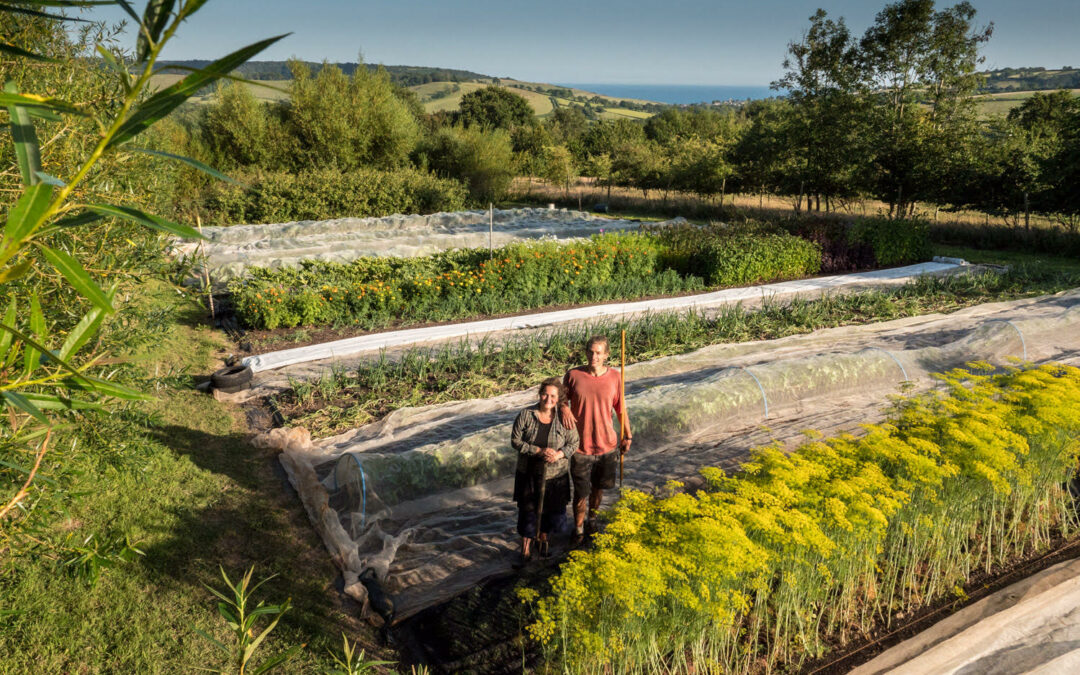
left=0, top=281, right=383, bottom=673
left=279, top=264, right=1080, bottom=438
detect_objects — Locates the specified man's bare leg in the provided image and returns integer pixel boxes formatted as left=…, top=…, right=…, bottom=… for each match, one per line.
left=574, top=497, right=589, bottom=531
left=588, top=488, right=603, bottom=524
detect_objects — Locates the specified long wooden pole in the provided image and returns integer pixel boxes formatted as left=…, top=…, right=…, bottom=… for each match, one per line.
left=619, top=330, right=627, bottom=488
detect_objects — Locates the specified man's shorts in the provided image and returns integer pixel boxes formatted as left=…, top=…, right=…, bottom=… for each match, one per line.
left=571, top=450, right=618, bottom=497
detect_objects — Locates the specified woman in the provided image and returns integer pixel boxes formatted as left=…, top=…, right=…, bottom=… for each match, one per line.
left=510, top=377, right=578, bottom=563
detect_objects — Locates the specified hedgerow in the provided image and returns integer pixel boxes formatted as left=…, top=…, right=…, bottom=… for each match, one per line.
left=229, top=231, right=824, bottom=330
left=202, top=167, right=469, bottom=225
left=524, top=363, right=1080, bottom=672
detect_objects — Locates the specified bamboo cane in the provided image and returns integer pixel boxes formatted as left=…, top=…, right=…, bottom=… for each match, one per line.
left=619, top=329, right=628, bottom=489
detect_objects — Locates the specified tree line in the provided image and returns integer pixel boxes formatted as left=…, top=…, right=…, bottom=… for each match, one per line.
left=151, top=0, right=1079, bottom=231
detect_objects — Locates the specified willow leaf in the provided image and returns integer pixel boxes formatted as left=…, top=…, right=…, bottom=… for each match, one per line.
left=130, top=147, right=242, bottom=185
left=39, top=245, right=114, bottom=312
left=4, top=184, right=53, bottom=244
left=136, top=0, right=176, bottom=63
left=0, top=390, right=49, bottom=424
left=5, top=82, right=43, bottom=186
left=83, top=203, right=203, bottom=240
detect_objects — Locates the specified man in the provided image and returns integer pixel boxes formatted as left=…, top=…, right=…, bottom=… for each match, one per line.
left=559, top=335, right=632, bottom=545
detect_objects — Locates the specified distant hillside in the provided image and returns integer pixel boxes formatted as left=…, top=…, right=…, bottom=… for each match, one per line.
left=980, top=67, right=1080, bottom=93
left=155, top=60, right=491, bottom=87
left=411, top=78, right=665, bottom=121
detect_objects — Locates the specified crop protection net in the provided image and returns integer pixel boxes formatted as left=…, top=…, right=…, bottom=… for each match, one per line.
left=271, top=290, right=1080, bottom=621
left=175, top=208, right=652, bottom=283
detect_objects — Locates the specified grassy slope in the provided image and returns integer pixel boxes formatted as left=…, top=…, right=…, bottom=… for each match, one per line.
left=0, top=281, right=381, bottom=673
left=971, top=88, right=1080, bottom=117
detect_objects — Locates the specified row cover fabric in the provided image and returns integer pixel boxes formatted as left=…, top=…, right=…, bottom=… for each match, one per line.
left=274, top=291, right=1080, bottom=621
left=243, top=261, right=961, bottom=373
left=174, top=208, right=649, bottom=283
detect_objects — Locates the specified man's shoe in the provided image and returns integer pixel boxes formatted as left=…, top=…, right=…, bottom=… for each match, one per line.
left=571, top=529, right=586, bottom=548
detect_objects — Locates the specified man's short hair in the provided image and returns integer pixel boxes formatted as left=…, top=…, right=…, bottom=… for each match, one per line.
left=585, top=335, right=609, bottom=354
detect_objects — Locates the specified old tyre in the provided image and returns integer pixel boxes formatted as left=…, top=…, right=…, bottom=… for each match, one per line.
left=211, top=364, right=252, bottom=391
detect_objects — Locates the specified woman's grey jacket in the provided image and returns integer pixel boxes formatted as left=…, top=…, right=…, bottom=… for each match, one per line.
left=510, top=408, right=579, bottom=481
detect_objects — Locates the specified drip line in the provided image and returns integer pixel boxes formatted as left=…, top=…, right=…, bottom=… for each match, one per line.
left=990, top=319, right=1027, bottom=360
left=739, top=366, right=769, bottom=419
left=869, top=347, right=909, bottom=381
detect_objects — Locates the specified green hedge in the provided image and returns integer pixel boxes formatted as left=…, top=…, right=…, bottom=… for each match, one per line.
left=849, top=217, right=932, bottom=266
left=696, top=232, right=822, bottom=285
left=203, top=167, right=469, bottom=225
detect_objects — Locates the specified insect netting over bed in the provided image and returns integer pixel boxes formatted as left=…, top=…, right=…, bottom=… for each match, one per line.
left=174, top=208, right=650, bottom=283
left=275, top=291, right=1080, bottom=620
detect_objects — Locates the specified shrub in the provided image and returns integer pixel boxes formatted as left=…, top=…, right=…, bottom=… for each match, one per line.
left=781, top=217, right=877, bottom=272
left=202, top=167, right=468, bottom=225
left=526, top=364, right=1080, bottom=671
left=849, top=217, right=932, bottom=266
left=418, top=125, right=516, bottom=203
left=695, top=232, right=822, bottom=285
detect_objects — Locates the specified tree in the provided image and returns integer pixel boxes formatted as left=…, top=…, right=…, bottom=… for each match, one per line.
left=421, top=125, right=515, bottom=202
left=858, top=0, right=992, bottom=216
left=458, top=86, right=535, bottom=131
left=773, top=8, right=866, bottom=212
left=540, top=145, right=577, bottom=196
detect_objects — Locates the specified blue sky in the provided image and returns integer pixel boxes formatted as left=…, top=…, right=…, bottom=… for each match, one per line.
left=91, top=1, right=1080, bottom=85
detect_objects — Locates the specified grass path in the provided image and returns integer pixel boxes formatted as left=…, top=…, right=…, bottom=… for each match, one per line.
left=0, top=282, right=384, bottom=673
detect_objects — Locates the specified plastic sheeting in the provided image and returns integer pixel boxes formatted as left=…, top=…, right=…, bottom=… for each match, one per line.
left=275, top=291, right=1080, bottom=621
left=176, top=208, right=648, bottom=283
left=852, top=557, right=1080, bottom=674
left=243, top=261, right=961, bottom=373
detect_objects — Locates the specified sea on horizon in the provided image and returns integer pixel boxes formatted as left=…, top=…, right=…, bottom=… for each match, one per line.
left=558, top=83, right=780, bottom=105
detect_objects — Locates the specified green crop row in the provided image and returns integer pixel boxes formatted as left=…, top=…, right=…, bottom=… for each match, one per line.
left=524, top=363, right=1080, bottom=672
left=229, top=230, right=822, bottom=330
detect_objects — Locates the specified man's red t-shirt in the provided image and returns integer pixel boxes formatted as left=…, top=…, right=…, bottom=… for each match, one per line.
left=563, top=366, right=627, bottom=455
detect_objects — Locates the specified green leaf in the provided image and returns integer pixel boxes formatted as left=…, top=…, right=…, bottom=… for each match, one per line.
left=136, top=0, right=176, bottom=63
left=0, top=323, right=87, bottom=383
left=5, top=82, right=43, bottom=186
left=250, top=646, right=303, bottom=675
left=63, top=375, right=153, bottom=401
left=1, top=390, right=49, bottom=424
left=83, top=203, right=203, bottom=240
left=0, top=259, right=32, bottom=284
left=112, top=0, right=141, bottom=24
left=107, top=34, right=288, bottom=149
left=190, top=627, right=230, bottom=655
left=0, top=458, right=57, bottom=485
left=0, top=89, right=83, bottom=116
left=34, top=172, right=65, bottom=187
left=0, top=42, right=58, bottom=63
left=243, top=610, right=286, bottom=664
left=95, top=44, right=127, bottom=77
left=129, top=148, right=243, bottom=185
left=178, top=0, right=210, bottom=20
left=59, top=287, right=114, bottom=360
left=0, top=299, right=15, bottom=357
left=0, top=3, right=90, bottom=21
left=4, top=184, right=53, bottom=244
left=22, top=294, right=46, bottom=378
left=17, top=391, right=103, bottom=412
left=39, top=245, right=114, bottom=313
left=25, top=107, right=61, bottom=122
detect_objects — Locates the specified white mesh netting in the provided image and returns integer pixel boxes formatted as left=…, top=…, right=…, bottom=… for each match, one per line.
left=176, top=208, right=651, bottom=283
left=270, top=290, right=1080, bottom=621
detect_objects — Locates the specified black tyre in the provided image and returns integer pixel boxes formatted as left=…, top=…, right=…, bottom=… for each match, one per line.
left=211, top=364, right=253, bottom=390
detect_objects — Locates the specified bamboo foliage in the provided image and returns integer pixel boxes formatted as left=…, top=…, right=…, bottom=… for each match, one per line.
left=523, top=363, right=1080, bottom=672
left=1, top=1, right=281, bottom=522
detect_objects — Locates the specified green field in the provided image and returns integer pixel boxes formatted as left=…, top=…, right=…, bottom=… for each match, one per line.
left=148, top=73, right=291, bottom=103
left=971, top=88, right=1080, bottom=117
